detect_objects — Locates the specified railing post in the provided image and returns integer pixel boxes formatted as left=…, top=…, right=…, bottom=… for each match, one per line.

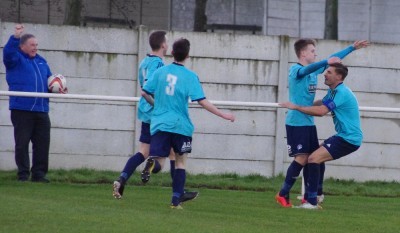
left=133, top=25, right=149, bottom=155
left=273, top=35, right=290, bottom=176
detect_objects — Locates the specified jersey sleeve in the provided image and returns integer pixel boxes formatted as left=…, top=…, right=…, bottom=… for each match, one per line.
left=329, top=45, right=355, bottom=60
left=289, top=64, right=302, bottom=79
left=297, top=60, right=328, bottom=78
left=322, top=88, right=346, bottom=112
left=322, top=98, right=336, bottom=111
left=142, top=69, right=159, bottom=95
left=189, top=76, right=205, bottom=102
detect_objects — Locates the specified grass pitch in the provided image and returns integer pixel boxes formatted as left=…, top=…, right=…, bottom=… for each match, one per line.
left=0, top=170, right=399, bottom=233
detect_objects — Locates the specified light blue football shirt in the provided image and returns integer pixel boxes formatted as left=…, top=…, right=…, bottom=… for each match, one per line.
left=143, top=62, right=205, bottom=137
left=286, top=45, right=356, bottom=126
left=286, top=63, right=325, bottom=126
left=322, top=83, right=363, bottom=146
left=137, top=55, right=164, bottom=123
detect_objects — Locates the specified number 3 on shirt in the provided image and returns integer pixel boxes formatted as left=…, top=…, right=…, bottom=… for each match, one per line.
left=166, top=74, right=177, bottom=96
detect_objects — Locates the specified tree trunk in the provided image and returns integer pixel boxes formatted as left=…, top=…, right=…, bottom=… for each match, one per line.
left=324, top=0, right=338, bottom=39
left=64, top=0, right=82, bottom=26
left=194, top=0, right=208, bottom=32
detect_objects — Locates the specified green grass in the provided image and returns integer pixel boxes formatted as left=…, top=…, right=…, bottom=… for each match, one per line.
left=1, top=169, right=400, bottom=233
left=2, top=169, right=399, bottom=197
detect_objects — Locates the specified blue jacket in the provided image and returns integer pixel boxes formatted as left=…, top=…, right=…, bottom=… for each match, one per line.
left=3, top=35, right=52, bottom=112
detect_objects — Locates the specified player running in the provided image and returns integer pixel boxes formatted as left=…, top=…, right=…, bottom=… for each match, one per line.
left=142, top=38, right=235, bottom=209
left=112, top=31, right=175, bottom=199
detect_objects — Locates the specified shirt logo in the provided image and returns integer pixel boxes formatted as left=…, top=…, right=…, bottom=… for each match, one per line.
left=326, top=144, right=331, bottom=148
left=308, top=84, right=317, bottom=93
left=297, top=144, right=303, bottom=150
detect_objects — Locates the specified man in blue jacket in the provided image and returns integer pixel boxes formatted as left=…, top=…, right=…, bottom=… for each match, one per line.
left=3, top=24, right=52, bottom=182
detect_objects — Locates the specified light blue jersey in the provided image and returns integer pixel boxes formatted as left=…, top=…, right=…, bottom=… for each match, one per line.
left=137, top=55, right=164, bottom=123
left=286, top=45, right=356, bottom=126
left=286, top=63, right=324, bottom=126
left=143, top=63, right=205, bottom=137
left=322, top=83, right=363, bottom=146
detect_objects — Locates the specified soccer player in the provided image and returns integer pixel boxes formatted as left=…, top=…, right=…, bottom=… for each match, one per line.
left=112, top=31, right=173, bottom=199
left=275, top=39, right=369, bottom=207
left=142, top=38, right=235, bottom=209
left=279, top=63, right=362, bottom=209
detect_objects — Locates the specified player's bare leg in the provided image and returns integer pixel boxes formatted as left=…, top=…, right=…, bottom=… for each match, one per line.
left=168, top=149, right=176, bottom=179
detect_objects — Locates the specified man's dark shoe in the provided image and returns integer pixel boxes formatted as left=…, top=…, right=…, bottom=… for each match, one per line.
left=180, top=191, right=199, bottom=203
left=112, top=180, right=125, bottom=199
left=141, top=158, right=155, bottom=184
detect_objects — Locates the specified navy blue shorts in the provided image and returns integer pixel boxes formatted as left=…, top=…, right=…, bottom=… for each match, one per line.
left=149, top=131, right=192, bottom=157
left=322, top=136, right=360, bottom=160
left=286, top=125, right=319, bottom=157
left=139, top=122, right=151, bottom=144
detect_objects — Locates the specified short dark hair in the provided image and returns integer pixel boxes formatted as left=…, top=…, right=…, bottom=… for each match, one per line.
left=149, top=31, right=167, bottom=50
left=172, top=38, right=190, bottom=62
left=20, top=34, right=35, bottom=46
left=330, top=63, right=348, bottom=80
left=294, top=38, right=316, bottom=58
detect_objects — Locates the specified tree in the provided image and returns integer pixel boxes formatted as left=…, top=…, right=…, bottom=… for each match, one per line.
left=194, top=0, right=208, bottom=32
left=64, top=0, right=82, bottom=26
left=324, top=0, right=338, bottom=39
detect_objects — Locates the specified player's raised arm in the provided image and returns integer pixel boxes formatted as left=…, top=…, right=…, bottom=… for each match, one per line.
left=198, top=99, right=235, bottom=122
left=329, top=40, right=369, bottom=60
left=353, top=40, right=369, bottom=50
left=3, top=24, right=25, bottom=67
left=298, top=56, right=341, bottom=78
left=14, top=24, right=24, bottom=38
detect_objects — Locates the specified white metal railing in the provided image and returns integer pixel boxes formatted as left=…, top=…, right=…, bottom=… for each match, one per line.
left=1, top=91, right=400, bottom=113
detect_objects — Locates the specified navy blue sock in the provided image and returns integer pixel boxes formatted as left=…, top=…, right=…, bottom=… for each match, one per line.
left=307, top=163, right=320, bottom=205
left=171, top=169, right=186, bottom=205
left=119, top=152, right=145, bottom=182
left=170, top=160, right=175, bottom=179
left=152, top=159, right=162, bottom=173
left=279, top=161, right=303, bottom=197
left=318, top=162, right=325, bottom=195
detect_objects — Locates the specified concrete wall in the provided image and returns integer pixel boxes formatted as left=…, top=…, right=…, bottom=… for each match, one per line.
left=338, top=0, right=400, bottom=44
left=1, top=22, right=399, bottom=182
left=2, top=0, right=400, bottom=44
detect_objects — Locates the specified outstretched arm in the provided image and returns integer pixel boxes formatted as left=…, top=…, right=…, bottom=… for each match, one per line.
left=3, top=24, right=24, bottom=68
left=198, top=99, right=235, bottom=122
left=298, top=57, right=341, bottom=78
left=297, top=40, right=369, bottom=78
left=279, top=101, right=330, bottom=117
left=329, top=40, right=369, bottom=59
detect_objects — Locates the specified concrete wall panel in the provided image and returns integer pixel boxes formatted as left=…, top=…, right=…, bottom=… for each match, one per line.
left=168, top=31, right=281, bottom=60
left=1, top=22, right=399, bottom=182
left=187, top=158, right=274, bottom=177
left=192, top=133, right=275, bottom=161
